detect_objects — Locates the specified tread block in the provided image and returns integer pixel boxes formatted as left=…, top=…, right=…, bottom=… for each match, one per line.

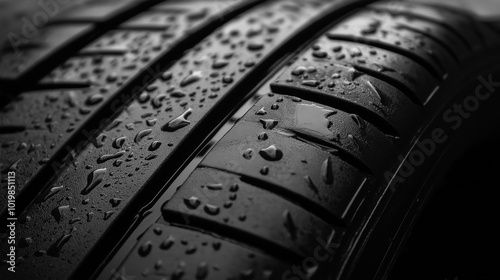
left=0, top=24, right=93, bottom=80
left=162, top=168, right=339, bottom=258
left=201, top=120, right=369, bottom=221
left=116, top=223, right=291, bottom=280
left=51, top=0, right=138, bottom=23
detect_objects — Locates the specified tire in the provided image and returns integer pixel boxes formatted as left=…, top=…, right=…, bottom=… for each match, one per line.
left=0, top=0, right=499, bottom=279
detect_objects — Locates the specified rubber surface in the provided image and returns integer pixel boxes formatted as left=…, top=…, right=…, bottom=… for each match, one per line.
left=1, top=0, right=499, bottom=279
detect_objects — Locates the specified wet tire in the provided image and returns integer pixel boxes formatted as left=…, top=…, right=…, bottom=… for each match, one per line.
left=1, top=0, right=500, bottom=279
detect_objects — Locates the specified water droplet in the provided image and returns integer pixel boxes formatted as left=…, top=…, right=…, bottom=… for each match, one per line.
left=229, top=183, right=239, bottom=192
left=348, top=47, right=362, bottom=57
left=255, top=107, right=267, bottom=115
left=47, top=233, right=72, bottom=257
left=146, top=118, right=158, bottom=126
left=81, top=168, right=107, bottom=195
left=155, top=259, right=163, bottom=270
left=180, top=71, right=203, bottom=87
left=257, top=132, right=268, bottom=140
left=162, top=108, right=193, bottom=132
left=283, top=210, right=297, bottom=239
left=259, top=144, right=283, bottom=161
left=97, top=150, right=125, bottom=163
left=151, top=93, right=167, bottom=108
left=350, top=114, right=366, bottom=130
left=247, top=42, right=264, bottom=51
left=243, top=148, right=253, bottom=159
left=186, top=245, right=197, bottom=254
left=145, top=154, right=157, bottom=160
left=302, top=80, right=320, bottom=87
left=20, top=237, right=33, bottom=247
left=110, top=198, right=122, bottom=207
left=212, top=241, right=221, bottom=250
left=312, top=50, right=328, bottom=58
left=153, top=227, right=162, bottom=235
left=17, top=142, right=28, bottom=151
left=138, top=241, right=152, bottom=257
left=86, top=94, right=104, bottom=105
left=104, top=210, right=114, bottom=220
left=207, top=183, right=223, bottom=190
left=196, top=262, right=209, bottom=279
left=107, top=119, right=122, bottom=131
left=106, top=72, right=118, bottom=82
left=365, top=80, right=385, bottom=105
left=170, top=90, right=187, bottom=98
left=160, top=235, right=175, bottom=250
left=292, top=66, right=307, bottom=76
left=373, top=63, right=396, bottom=73
left=149, top=141, right=162, bottom=151
left=135, top=129, right=153, bottom=143
left=65, top=91, right=78, bottom=107
left=291, top=104, right=335, bottom=139
left=87, top=212, right=94, bottom=222
left=241, top=269, right=255, bottom=279
left=348, top=134, right=360, bottom=149
left=204, top=204, right=220, bottom=215
left=184, top=196, right=201, bottom=209
left=346, top=67, right=362, bottom=81
left=304, top=175, right=319, bottom=194
left=212, top=60, right=228, bottom=69
left=43, top=185, right=64, bottom=201
left=94, top=133, right=107, bottom=148
left=161, top=71, right=173, bottom=81
left=52, top=205, right=69, bottom=222
left=260, top=166, right=269, bottom=175
left=222, top=76, right=234, bottom=84
left=321, top=157, right=334, bottom=184
left=259, top=119, right=278, bottom=130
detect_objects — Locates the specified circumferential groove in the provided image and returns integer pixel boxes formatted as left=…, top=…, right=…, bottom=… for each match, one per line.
left=327, top=34, right=444, bottom=80
left=368, top=6, right=474, bottom=51
left=162, top=209, right=303, bottom=262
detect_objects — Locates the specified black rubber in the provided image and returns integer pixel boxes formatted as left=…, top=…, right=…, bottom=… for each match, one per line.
left=1, top=0, right=500, bottom=280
